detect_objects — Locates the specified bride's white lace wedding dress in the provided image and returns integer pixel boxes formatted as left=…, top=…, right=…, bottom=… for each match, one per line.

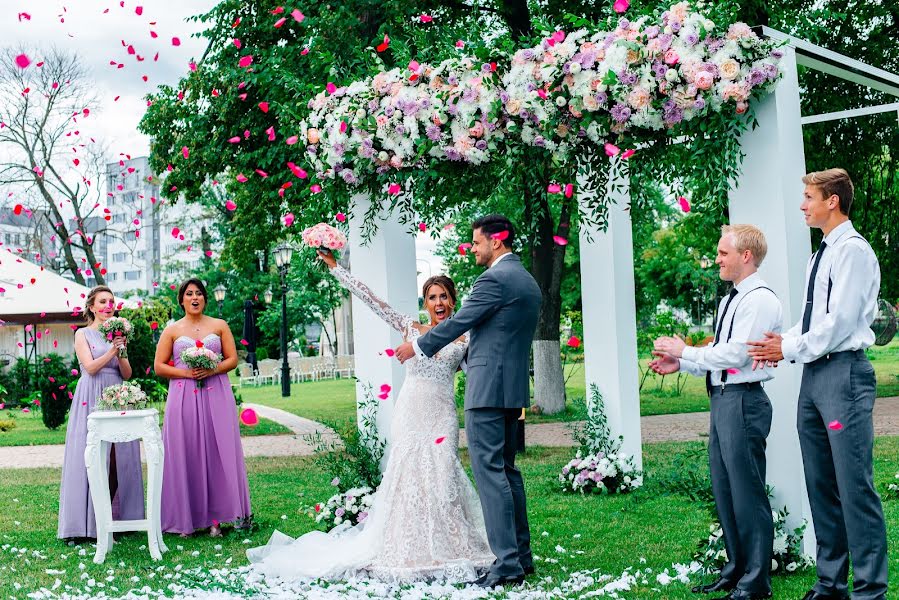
left=247, top=265, right=494, bottom=583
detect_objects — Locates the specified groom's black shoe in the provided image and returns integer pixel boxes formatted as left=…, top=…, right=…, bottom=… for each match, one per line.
left=800, top=590, right=850, bottom=600
left=711, top=589, right=772, bottom=600
left=475, top=572, right=526, bottom=589
left=523, top=565, right=535, bottom=576
left=692, top=578, right=736, bottom=594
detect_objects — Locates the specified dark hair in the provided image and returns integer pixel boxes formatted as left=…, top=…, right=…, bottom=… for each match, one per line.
left=802, top=168, right=854, bottom=216
left=84, top=285, right=114, bottom=325
left=472, top=214, right=515, bottom=248
left=177, top=278, right=208, bottom=311
left=422, top=275, right=457, bottom=307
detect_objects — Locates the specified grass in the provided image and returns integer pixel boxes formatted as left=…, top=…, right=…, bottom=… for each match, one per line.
left=3, top=438, right=899, bottom=598
left=0, top=408, right=290, bottom=447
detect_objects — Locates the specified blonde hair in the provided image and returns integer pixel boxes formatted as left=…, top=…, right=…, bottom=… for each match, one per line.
left=84, top=285, right=114, bottom=325
left=802, top=168, right=854, bottom=215
left=721, top=224, right=768, bottom=267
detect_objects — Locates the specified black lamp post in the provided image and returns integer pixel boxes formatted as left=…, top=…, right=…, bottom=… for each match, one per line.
left=213, top=283, right=226, bottom=317
left=273, top=244, right=293, bottom=397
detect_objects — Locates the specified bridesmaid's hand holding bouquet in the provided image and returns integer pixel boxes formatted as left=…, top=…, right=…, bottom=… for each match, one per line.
left=180, top=342, right=222, bottom=389
left=98, top=317, right=133, bottom=358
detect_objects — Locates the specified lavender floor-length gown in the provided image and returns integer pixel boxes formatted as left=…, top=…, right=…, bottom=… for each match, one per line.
left=58, top=327, right=145, bottom=539
left=161, top=334, right=251, bottom=534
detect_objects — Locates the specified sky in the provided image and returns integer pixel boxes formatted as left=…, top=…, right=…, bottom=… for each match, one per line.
left=4, top=0, right=219, bottom=158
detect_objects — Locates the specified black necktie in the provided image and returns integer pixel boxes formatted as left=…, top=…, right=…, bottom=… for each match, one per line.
left=802, top=240, right=827, bottom=334
left=706, top=288, right=739, bottom=395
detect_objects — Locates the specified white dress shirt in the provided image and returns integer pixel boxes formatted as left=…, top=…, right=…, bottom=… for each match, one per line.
left=680, top=272, right=783, bottom=385
left=781, top=221, right=880, bottom=364
left=411, top=251, right=514, bottom=358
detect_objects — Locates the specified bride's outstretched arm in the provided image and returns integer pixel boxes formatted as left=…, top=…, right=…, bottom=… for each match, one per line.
left=319, top=252, right=413, bottom=334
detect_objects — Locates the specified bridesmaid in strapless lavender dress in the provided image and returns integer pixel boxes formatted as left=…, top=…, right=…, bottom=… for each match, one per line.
left=153, top=278, right=251, bottom=536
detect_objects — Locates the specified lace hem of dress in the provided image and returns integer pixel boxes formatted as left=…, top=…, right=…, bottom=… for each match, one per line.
left=341, top=559, right=491, bottom=585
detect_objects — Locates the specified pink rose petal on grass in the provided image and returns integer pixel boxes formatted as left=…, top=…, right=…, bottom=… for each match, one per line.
left=15, top=54, right=31, bottom=69
left=678, top=196, right=691, bottom=213
left=828, top=420, right=843, bottom=431
left=613, top=0, right=630, bottom=14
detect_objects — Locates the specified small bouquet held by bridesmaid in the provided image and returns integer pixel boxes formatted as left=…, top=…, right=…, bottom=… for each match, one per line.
left=180, top=343, right=222, bottom=389
left=98, top=316, right=132, bottom=358
left=96, top=382, right=148, bottom=412
left=302, top=223, right=347, bottom=258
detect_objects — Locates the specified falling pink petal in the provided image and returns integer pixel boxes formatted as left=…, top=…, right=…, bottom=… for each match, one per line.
left=171, top=36, right=181, bottom=46
left=458, top=243, right=472, bottom=255
left=384, top=348, right=396, bottom=357
left=282, top=213, right=295, bottom=227
left=604, top=143, right=620, bottom=156
left=567, top=335, right=581, bottom=348
left=240, top=408, right=259, bottom=426
left=266, top=126, right=276, bottom=141
left=678, top=196, right=691, bottom=213
left=828, top=420, right=843, bottom=431
left=435, top=436, right=446, bottom=444
left=228, top=136, right=241, bottom=143
left=418, top=222, right=426, bottom=232
left=286, top=135, right=298, bottom=145
left=258, top=101, right=269, bottom=113
left=291, top=9, right=304, bottom=23
left=339, top=121, right=347, bottom=133
left=310, top=184, right=322, bottom=194
left=181, top=146, right=189, bottom=159
left=547, top=183, right=561, bottom=194
left=377, top=392, right=389, bottom=400
left=287, top=162, right=307, bottom=179
left=135, top=6, right=143, bottom=15
left=15, top=54, right=31, bottom=69
left=335, top=212, right=347, bottom=223
left=380, top=384, right=392, bottom=393
left=553, top=30, right=566, bottom=42
left=273, top=17, right=287, bottom=28
left=238, top=55, right=253, bottom=68
left=388, top=183, right=401, bottom=195
left=726, top=368, right=740, bottom=375
left=225, top=200, right=237, bottom=211
left=236, top=173, right=248, bottom=182
left=171, top=227, right=180, bottom=238
left=564, top=183, right=574, bottom=198
left=553, top=236, right=568, bottom=246
left=491, top=230, right=509, bottom=241
left=420, top=14, right=433, bottom=23
left=621, top=148, right=636, bottom=159
left=239, top=339, right=249, bottom=346
left=613, top=0, right=630, bottom=13
left=326, top=82, right=336, bottom=94
left=233, top=38, right=241, bottom=49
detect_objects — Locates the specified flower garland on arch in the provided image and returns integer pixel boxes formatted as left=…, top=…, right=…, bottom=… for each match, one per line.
left=301, top=2, right=783, bottom=200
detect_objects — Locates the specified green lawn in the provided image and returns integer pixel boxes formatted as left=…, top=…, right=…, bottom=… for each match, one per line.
left=3, top=438, right=899, bottom=598
left=0, top=408, right=290, bottom=447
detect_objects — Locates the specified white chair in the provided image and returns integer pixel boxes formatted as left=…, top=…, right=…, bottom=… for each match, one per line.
left=315, top=356, right=336, bottom=380
left=256, top=359, right=278, bottom=385
left=84, top=409, right=167, bottom=564
left=237, top=362, right=258, bottom=387
left=297, top=357, right=318, bottom=382
left=335, top=355, right=355, bottom=378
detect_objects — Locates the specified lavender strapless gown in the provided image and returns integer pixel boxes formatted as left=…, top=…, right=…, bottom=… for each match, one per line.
left=58, top=327, right=145, bottom=539
left=160, top=334, right=251, bottom=534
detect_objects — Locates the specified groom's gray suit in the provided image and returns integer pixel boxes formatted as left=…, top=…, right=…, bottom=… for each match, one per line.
left=416, top=253, right=542, bottom=578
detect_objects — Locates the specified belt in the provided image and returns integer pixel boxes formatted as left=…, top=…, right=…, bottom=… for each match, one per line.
left=808, top=349, right=866, bottom=367
left=709, top=381, right=763, bottom=395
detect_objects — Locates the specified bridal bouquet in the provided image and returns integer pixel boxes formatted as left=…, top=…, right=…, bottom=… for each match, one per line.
left=98, top=316, right=132, bottom=358
left=310, top=485, right=375, bottom=531
left=302, top=223, right=347, bottom=254
left=96, top=382, right=148, bottom=412
left=180, top=344, right=222, bottom=389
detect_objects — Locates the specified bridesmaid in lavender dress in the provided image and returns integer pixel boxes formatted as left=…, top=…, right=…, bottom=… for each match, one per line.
left=154, top=278, right=251, bottom=537
left=58, top=286, right=145, bottom=540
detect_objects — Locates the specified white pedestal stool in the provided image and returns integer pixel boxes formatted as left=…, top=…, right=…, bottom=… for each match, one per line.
left=84, top=409, right=167, bottom=564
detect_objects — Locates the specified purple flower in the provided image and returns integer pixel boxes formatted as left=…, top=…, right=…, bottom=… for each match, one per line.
left=611, top=103, right=631, bottom=122
left=671, top=21, right=681, bottom=33
left=358, top=511, right=368, bottom=522
left=644, top=25, right=660, bottom=39
left=708, top=40, right=725, bottom=54
left=333, top=143, right=345, bottom=156
left=384, top=106, right=395, bottom=117
left=475, top=140, right=487, bottom=150
left=534, top=135, right=546, bottom=147
left=335, top=507, right=345, bottom=517
left=618, top=18, right=630, bottom=29
left=595, top=92, right=608, bottom=105
left=368, top=100, right=378, bottom=112
left=620, top=71, right=638, bottom=85
left=764, top=63, right=779, bottom=79
left=447, top=102, right=459, bottom=115
left=685, top=32, right=699, bottom=46
left=518, top=109, right=529, bottom=119
left=771, top=49, right=784, bottom=59
left=748, top=69, right=766, bottom=86
left=340, top=170, right=358, bottom=184
left=394, top=124, right=405, bottom=135
left=306, top=145, right=317, bottom=155
left=360, top=145, right=375, bottom=158
left=447, top=76, right=459, bottom=86
left=499, top=90, right=510, bottom=103
left=525, top=82, right=537, bottom=92
left=481, top=62, right=493, bottom=73
left=462, top=87, right=478, bottom=102
left=426, top=124, right=441, bottom=141
left=523, top=49, right=535, bottom=60
left=562, top=62, right=572, bottom=74
left=376, top=165, right=390, bottom=174
left=444, top=147, right=462, bottom=161
left=659, top=33, right=674, bottom=50
left=693, top=98, right=706, bottom=110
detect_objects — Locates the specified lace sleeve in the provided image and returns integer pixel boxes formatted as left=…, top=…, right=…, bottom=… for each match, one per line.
left=331, top=265, right=414, bottom=335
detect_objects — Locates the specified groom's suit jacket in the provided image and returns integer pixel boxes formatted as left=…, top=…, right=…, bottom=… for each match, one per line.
left=417, top=254, right=542, bottom=409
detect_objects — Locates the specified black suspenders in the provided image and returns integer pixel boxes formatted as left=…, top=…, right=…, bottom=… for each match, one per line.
left=719, top=286, right=777, bottom=385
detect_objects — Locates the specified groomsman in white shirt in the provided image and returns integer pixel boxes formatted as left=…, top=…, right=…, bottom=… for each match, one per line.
left=749, top=169, right=886, bottom=600
left=652, top=224, right=782, bottom=600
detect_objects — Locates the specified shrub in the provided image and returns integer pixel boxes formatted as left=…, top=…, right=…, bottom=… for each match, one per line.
left=0, top=419, right=16, bottom=432
left=35, top=354, right=80, bottom=430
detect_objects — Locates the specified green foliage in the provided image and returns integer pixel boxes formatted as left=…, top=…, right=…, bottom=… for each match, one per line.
left=33, top=354, right=79, bottom=430
left=654, top=443, right=715, bottom=512
left=117, top=305, right=170, bottom=388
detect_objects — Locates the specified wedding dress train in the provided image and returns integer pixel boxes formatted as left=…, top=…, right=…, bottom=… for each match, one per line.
left=247, top=265, right=494, bottom=583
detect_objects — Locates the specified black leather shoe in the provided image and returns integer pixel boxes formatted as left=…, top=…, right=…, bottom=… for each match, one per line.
left=712, top=590, right=772, bottom=600
left=693, top=578, right=736, bottom=594
left=475, top=572, right=526, bottom=589
left=523, top=565, right=535, bottom=576
left=800, top=590, right=850, bottom=600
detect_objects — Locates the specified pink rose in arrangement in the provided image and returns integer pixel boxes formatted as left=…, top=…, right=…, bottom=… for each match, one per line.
left=694, top=70, right=715, bottom=90
left=302, top=223, right=348, bottom=252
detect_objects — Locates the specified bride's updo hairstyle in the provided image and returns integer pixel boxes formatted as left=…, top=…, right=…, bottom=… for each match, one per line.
left=422, top=275, right=458, bottom=311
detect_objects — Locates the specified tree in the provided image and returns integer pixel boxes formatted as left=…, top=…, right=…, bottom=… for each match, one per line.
left=0, top=48, right=109, bottom=285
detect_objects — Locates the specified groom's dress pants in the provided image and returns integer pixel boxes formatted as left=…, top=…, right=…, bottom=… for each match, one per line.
left=464, top=407, right=531, bottom=577
left=709, top=382, right=773, bottom=595
left=798, top=351, right=887, bottom=600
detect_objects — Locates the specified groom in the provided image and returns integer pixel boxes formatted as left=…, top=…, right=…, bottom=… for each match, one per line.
left=395, top=214, right=542, bottom=588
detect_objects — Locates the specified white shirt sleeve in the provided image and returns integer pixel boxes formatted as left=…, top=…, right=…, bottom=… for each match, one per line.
left=682, top=297, right=780, bottom=372
left=678, top=356, right=706, bottom=377
left=781, top=243, right=878, bottom=363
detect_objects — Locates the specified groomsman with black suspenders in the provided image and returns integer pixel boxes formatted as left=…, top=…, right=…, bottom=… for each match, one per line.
left=652, top=224, right=782, bottom=600
left=749, top=169, right=887, bottom=600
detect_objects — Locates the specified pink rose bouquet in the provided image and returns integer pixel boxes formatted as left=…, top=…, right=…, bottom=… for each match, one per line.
left=180, top=344, right=222, bottom=389
left=302, top=223, right=347, bottom=258
left=98, top=316, right=133, bottom=358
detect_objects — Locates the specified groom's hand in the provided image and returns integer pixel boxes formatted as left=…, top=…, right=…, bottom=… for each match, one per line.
left=394, top=342, right=415, bottom=364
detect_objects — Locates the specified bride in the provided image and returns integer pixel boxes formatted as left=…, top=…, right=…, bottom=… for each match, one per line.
left=247, top=250, right=494, bottom=583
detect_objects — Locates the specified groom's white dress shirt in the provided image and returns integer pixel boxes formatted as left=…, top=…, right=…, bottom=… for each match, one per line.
left=679, top=272, right=783, bottom=386
left=411, top=251, right=513, bottom=359
left=780, top=220, right=880, bottom=364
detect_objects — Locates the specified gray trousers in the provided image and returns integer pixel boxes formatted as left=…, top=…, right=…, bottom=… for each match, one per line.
left=798, top=350, right=888, bottom=600
left=709, top=383, right=773, bottom=595
left=464, top=407, right=531, bottom=577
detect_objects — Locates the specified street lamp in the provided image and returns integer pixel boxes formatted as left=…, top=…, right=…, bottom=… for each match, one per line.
left=273, top=243, right=294, bottom=397
left=213, top=284, right=226, bottom=317
left=264, top=287, right=273, bottom=305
